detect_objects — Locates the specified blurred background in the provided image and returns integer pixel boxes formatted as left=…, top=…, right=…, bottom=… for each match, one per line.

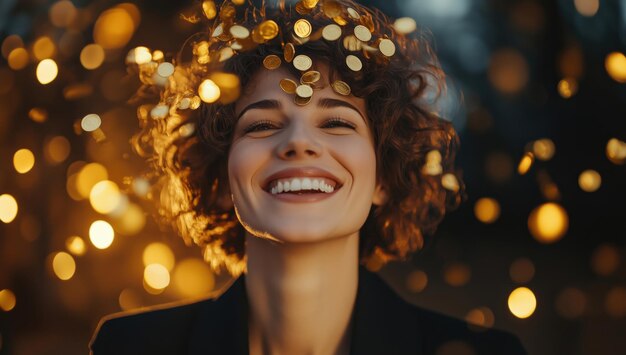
left=0, top=0, right=625, bottom=354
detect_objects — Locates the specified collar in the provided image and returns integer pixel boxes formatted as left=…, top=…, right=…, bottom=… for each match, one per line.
left=187, top=265, right=423, bottom=355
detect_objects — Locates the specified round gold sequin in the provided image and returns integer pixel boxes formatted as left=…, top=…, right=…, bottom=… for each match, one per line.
left=212, top=23, right=224, bottom=37
left=202, top=1, right=217, bottom=20
left=354, top=25, right=372, bottom=42
left=322, top=24, right=342, bottom=41
left=293, top=19, right=312, bottom=38
left=333, top=16, right=348, bottom=26
left=296, top=84, right=313, bottom=98
left=279, top=78, right=298, bottom=94
left=301, top=70, right=321, bottom=84
left=394, top=17, right=417, bottom=35
left=302, top=0, right=320, bottom=9
left=293, top=54, right=312, bottom=71
left=343, top=35, right=362, bottom=51
left=346, top=55, right=362, bottom=71
left=331, top=80, right=351, bottom=96
left=294, top=95, right=312, bottom=106
left=347, top=7, right=360, bottom=19
left=258, top=20, right=279, bottom=40
left=219, top=47, right=235, bottom=62
left=295, top=2, right=313, bottom=15
left=284, top=43, right=295, bottom=63
left=323, top=0, right=342, bottom=18
left=229, top=25, right=250, bottom=39
left=378, top=38, right=396, bottom=57
left=251, top=28, right=265, bottom=44
left=263, top=55, right=282, bottom=70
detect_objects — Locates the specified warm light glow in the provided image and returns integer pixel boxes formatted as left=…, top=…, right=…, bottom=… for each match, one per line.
left=555, top=287, right=586, bottom=319
left=0, top=194, right=18, bottom=223
left=49, top=0, right=77, bottom=27
left=557, top=78, right=578, bottom=98
left=76, top=163, right=108, bottom=199
left=52, top=252, right=76, bottom=281
left=93, top=8, right=135, bottom=49
left=0, top=289, right=16, bottom=311
left=198, top=79, right=221, bottom=103
left=528, top=202, right=568, bottom=243
left=144, top=264, right=170, bottom=290
left=80, top=44, right=105, bottom=70
left=115, top=3, right=141, bottom=28
left=36, top=59, right=59, bottom=85
left=474, top=197, right=500, bottom=224
left=113, top=203, right=146, bottom=235
left=488, top=49, right=529, bottom=94
left=510, top=257, right=535, bottom=283
left=28, top=107, right=48, bottom=122
left=508, top=287, right=537, bottom=318
left=65, top=236, right=87, bottom=256
left=32, top=36, right=56, bottom=60
left=517, top=152, right=534, bottom=175
left=605, top=52, right=626, bottom=83
left=89, top=220, right=114, bottom=249
left=126, top=46, right=152, bottom=65
left=405, top=270, right=428, bottom=293
left=578, top=169, right=601, bottom=192
left=532, top=139, right=555, bottom=161
left=208, top=72, right=241, bottom=104
left=2, top=34, right=23, bottom=59
left=8, top=48, right=29, bottom=70
left=90, top=180, right=123, bottom=215
left=443, top=263, right=471, bottom=287
left=172, top=258, right=215, bottom=298
left=590, top=244, right=620, bottom=276
left=605, top=286, right=626, bottom=317
left=44, top=136, right=71, bottom=164
left=119, top=288, right=142, bottom=311
left=465, top=307, right=495, bottom=328
left=13, top=148, right=35, bottom=174
left=574, top=0, right=599, bottom=16
left=606, top=138, right=626, bottom=164
left=81, top=113, right=102, bottom=132
left=143, top=242, right=175, bottom=271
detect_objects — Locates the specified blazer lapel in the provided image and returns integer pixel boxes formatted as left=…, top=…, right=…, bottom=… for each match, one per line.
left=350, top=266, right=424, bottom=355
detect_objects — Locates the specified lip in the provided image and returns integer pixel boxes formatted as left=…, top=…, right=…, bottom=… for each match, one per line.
left=262, top=167, right=344, bottom=192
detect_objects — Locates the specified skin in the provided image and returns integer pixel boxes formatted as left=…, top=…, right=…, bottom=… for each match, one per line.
left=226, top=63, right=386, bottom=355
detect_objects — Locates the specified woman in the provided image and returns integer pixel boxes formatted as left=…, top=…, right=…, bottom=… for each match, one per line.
left=90, top=0, right=527, bottom=354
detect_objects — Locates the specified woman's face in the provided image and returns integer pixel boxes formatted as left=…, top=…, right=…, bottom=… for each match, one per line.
left=228, top=64, right=385, bottom=244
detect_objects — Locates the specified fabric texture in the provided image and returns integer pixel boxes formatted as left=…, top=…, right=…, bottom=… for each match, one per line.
left=90, top=265, right=527, bottom=355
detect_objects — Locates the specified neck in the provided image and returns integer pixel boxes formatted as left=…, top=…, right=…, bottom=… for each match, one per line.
left=245, top=232, right=359, bottom=355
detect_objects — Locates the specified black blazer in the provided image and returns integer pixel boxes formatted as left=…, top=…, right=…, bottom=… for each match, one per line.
left=90, top=265, right=527, bottom=354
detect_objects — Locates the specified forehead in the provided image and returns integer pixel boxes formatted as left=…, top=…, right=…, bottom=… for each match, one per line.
left=234, top=63, right=366, bottom=117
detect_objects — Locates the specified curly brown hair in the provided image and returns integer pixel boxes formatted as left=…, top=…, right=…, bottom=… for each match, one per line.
left=132, top=0, right=466, bottom=277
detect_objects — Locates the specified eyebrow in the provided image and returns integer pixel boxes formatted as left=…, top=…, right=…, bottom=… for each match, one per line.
left=237, top=97, right=366, bottom=122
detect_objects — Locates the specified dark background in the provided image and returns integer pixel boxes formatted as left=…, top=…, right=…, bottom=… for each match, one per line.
left=1, top=0, right=625, bottom=354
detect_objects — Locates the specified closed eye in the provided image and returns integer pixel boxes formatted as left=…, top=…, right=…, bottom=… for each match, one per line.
left=243, top=117, right=356, bottom=134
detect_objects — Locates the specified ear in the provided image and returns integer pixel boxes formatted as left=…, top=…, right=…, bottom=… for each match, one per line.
left=372, top=181, right=388, bottom=206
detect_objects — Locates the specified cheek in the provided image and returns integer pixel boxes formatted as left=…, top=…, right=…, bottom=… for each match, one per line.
left=331, top=135, right=377, bottom=183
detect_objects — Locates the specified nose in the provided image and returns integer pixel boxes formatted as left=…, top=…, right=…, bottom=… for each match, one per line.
left=276, top=120, right=322, bottom=159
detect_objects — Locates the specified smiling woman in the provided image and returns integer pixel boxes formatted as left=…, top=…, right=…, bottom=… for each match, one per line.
left=90, top=1, right=526, bottom=354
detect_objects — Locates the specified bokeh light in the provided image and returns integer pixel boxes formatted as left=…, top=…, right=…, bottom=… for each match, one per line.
left=1, top=35, right=23, bottom=58
left=93, top=7, right=136, bottom=49
left=605, top=52, right=626, bottom=83
left=36, top=59, right=59, bottom=85
left=517, top=152, right=534, bottom=175
left=532, top=139, right=555, bottom=161
left=508, top=287, right=537, bottom=319
left=112, top=203, right=146, bottom=235
left=89, top=220, right=114, bottom=249
left=0, top=289, right=16, bottom=311
left=89, top=180, right=124, bottom=215
left=443, top=262, right=471, bottom=287
left=574, top=0, right=599, bottom=17
left=44, top=136, right=71, bottom=164
left=590, top=244, right=620, bottom=276
left=52, top=252, right=76, bottom=281
left=510, top=257, right=535, bottom=284
left=405, top=269, right=428, bottom=293
left=65, top=236, right=87, bottom=256
left=80, top=44, right=105, bottom=70
left=555, top=287, right=587, bottom=319
left=172, top=258, right=215, bottom=298
left=28, top=108, right=48, bottom=123
left=528, top=202, right=568, bottom=243
left=474, top=197, right=500, bottom=224
left=605, top=287, right=626, bottom=318
left=7, top=48, right=29, bottom=70
left=198, top=79, right=221, bottom=103
left=557, top=78, right=578, bottom=98
left=13, top=149, right=35, bottom=174
left=81, top=113, right=102, bottom=132
left=578, top=169, right=601, bottom=192
left=49, top=0, right=77, bottom=27
left=76, top=163, right=108, bottom=199
left=144, top=264, right=170, bottom=290
left=32, top=36, right=56, bottom=60
left=0, top=194, right=18, bottom=223
left=488, top=49, right=529, bottom=95
left=118, top=288, right=142, bottom=311
left=465, top=307, right=495, bottom=329
left=142, top=243, right=175, bottom=271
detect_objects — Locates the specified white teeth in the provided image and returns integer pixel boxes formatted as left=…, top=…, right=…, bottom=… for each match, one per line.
left=268, top=177, right=337, bottom=195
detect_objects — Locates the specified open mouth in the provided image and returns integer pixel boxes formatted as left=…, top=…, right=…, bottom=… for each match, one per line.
left=263, top=177, right=343, bottom=195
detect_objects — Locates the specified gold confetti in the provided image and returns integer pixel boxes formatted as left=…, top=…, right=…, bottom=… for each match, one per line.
left=251, top=28, right=265, bottom=44
left=157, top=62, right=175, bottom=77
left=300, top=70, right=321, bottom=84
left=333, top=16, right=348, bottom=26
left=295, top=2, right=313, bottom=15
left=292, top=33, right=310, bottom=45
left=354, top=25, right=372, bottom=42
left=258, top=20, right=279, bottom=40
left=302, top=0, right=320, bottom=9
left=220, top=3, right=236, bottom=21
left=343, top=35, right=362, bottom=51
left=212, top=23, right=224, bottom=37
left=284, top=43, right=295, bottom=62
left=296, top=84, right=313, bottom=98
left=263, top=54, right=282, bottom=70
left=331, top=80, right=351, bottom=96
left=293, top=19, right=313, bottom=38
left=378, top=38, right=396, bottom=57
left=294, top=95, right=312, bottom=106
left=323, top=0, right=342, bottom=18
left=346, top=54, right=363, bottom=71
left=202, top=1, right=217, bottom=19
left=347, top=7, right=360, bottom=19
left=280, top=78, right=298, bottom=94
left=441, top=174, right=460, bottom=192
left=394, top=17, right=417, bottom=34
left=322, top=24, right=342, bottom=41
left=218, top=47, right=235, bottom=62
left=293, top=54, right=313, bottom=71
left=229, top=25, right=250, bottom=39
